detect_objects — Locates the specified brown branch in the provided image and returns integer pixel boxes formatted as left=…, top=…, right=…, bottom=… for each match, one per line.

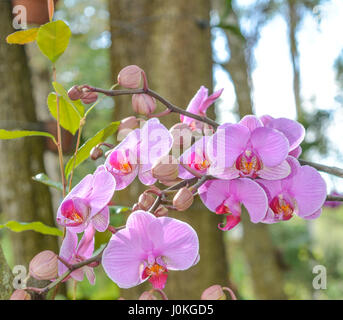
left=299, top=159, right=343, bottom=179
left=87, top=86, right=219, bottom=128
left=26, top=246, right=106, bottom=296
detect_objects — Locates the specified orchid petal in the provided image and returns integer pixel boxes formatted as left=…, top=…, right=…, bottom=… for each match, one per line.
left=251, top=127, right=289, bottom=167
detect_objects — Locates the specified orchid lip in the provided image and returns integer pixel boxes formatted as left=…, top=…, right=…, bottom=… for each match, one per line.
left=141, top=257, right=168, bottom=290
left=235, top=150, right=263, bottom=177
left=109, top=149, right=134, bottom=174
left=60, top=198, right=88, bottom=227
left=270, top=194, right=294, bottom=221
left=188, top=151, right=211, bottom=172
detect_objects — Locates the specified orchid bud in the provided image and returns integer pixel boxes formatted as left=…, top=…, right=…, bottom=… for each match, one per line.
left=151, top=155, right=179, bottom=181
left=201, top=285, right=226, bottom=300
left=154, top=205, right=169, bottom=217
left=81, top=89, right=98, bottom=104
left=139, top=291, right=157, bottom=300
left=68, top=85, right=82, bottom=101
left=169, top=123, right=192, bottom=147
left=159, top=177, right=182, bottom=187
left=90, top=146, right=103, bottom=160
left=29, top=250, right=58, bottom=281
left=132, top=94, right=156, bottom=115
left=117, top=65, right=143, bottom=89
left=117, top=116, right=140, bottom=141
left=138, top=192, right=155, bottom=211
left=10, top=290, right=31, bottom=300
left=132, top=203, right=141, bottom=212
left=173, top=187, right=194, bottom=211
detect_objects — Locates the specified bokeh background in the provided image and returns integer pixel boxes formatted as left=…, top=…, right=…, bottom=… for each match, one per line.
left=1, top=0, right=343, bottom=300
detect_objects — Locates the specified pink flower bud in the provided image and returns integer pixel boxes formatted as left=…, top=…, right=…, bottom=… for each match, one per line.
left=173, top=187, right=194, bottom=211
left=68, top=85, right=82, bottom=101
left=132, top=94, right=156, bottom=115
left=201, top=285, right=226, bottom=300
left=154, top=205, right=169, bottom=217
left=117, top=65, right=143, bottom=89
left=90, top=146, right=103, bottom=160
left=169, top=123, right=192, bottom=147
left=138, top=192, right=155, bottom=211
left=117, top=116, right=140, bottom=141
left=139, top=291, right=158, bottom=300
left=159, top=178, right=182, bottom=187
left=151, top=155, right=179, bottom=181
left=132, top=203, right=141, bottom=212
left=10, top=290, right=31, bottom=300
left=81, top=89, right=98, bottom=104
left=29, top=250, right=58, bottom=281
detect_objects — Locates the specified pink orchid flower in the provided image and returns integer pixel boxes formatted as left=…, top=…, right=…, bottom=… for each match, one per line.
left=102, top=210, right=199, bottom=290
left=199, top=178, right=268, bottom=231
left=58, top=226, right=96, bottom=285
left=206, top=122, right=291, bottom=180
left=180, top=86, right=223, bottom=131
left=56, top=169, right=116, bottom=233
left=259, top=114, right=305, bottom=158
left=178, top=136, right=211, bottom=179
left=105, top=118, right=173, bottom=190
left=257, top=157, right=327, bottom=223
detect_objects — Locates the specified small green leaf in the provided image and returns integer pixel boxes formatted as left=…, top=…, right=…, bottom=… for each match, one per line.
left=6, top=28, right=39, bottom=44
left=65, top=122, right=120, bottom=178
left=109, top=206, right=131, bottom=215
left=52, top=82, right=84, bottom=117
left=32, top=173, right=63, bottom=191
left=47, top=93, right=82, bottom=135
left=0, top=129, right=56, bottom=142
left=36, top=20, right=71, bottom=63
left=0, top=221, right=63, bottom=237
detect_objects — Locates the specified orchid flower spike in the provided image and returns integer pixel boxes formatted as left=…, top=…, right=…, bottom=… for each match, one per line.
left=199, top=178, right=268, bottom=231
left=56, top=169, right=116, bottom=233
left=58, top=226, right=96, bottom=285
left=257, top=157, right=327, bottom=223
left=102, top=211, right=199, bottom=290
left=105, top=118, right=173, bottom=190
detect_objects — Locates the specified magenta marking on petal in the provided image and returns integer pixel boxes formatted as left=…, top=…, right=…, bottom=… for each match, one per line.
left=269, top=195, right=294, bottom=221
left=218, top=215, right=241, bottom=231
left=235, top=150, right=263, bottom=177
left=60, top=198, right=87, bottom=227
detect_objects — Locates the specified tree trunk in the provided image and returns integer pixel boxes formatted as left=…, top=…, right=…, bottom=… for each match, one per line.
left=108, top=0, right=230, bottom=300
left=0, top=0, right=59, bottom=267
left=0, top=245, right=13, bottom=300
left=221, top=3, right=287, bottom=299
left=287, top=0, right=303, bottom=122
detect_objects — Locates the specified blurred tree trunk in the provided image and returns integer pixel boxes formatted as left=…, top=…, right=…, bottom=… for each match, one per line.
left=0, top=245, right=13, bottom=300
left=286, top=0, right=303, bottom=122
left=0, top=1, right=59, bottom=267
left=221, top=2, right=287, bottom=299
left=109, top=0, right=231, bottom=300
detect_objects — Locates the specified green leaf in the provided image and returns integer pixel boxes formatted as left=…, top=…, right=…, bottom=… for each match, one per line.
left=32, top=173, right=63, bottom=191
left=6, top=28, right=39, bottom=44
left=0, top=221, right=63, bottom=237
left=0, top=129, right=56, bottom=142
left=65, top=122, right=120, bottom=178
left=109, top=206, right=131, bottom=215
left=47, top=93, right=82, bottom=135
left=36, top=20, right=71, bottom=63
left=52, top=82, right=84, bottom=117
